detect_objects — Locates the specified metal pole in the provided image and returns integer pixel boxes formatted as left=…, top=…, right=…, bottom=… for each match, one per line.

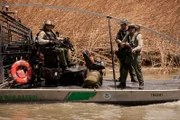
left=107, top=16, right=116, bottom=89
left=0, top=24, right=4, bottom=83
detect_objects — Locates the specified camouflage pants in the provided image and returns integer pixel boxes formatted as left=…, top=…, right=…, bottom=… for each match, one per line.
left=119, top=58, right=137, bottom=82
left=132, top=53, right=144, bottom=85
left=55, top=47, right=70, bottom=67
left=119, top=59, right=136, bottom=84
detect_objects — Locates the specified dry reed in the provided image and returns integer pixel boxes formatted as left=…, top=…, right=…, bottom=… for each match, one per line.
left=6, top=0, right=180, bottom=74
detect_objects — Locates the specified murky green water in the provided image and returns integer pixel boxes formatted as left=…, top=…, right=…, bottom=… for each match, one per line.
left=0, top=101, right=180, bottom=120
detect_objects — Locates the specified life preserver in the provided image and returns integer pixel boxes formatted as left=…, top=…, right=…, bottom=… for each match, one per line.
left=11, top=60, right=32, bottom=84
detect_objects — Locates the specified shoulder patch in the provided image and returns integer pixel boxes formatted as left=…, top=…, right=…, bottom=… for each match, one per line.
left=38, top=31, right=45, bottom=38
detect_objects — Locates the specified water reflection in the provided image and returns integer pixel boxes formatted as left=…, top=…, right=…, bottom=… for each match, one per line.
left=0, top=101, right=180, bottom=120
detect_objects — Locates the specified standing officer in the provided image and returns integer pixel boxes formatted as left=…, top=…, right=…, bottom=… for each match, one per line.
left=118, top=24, right=144, bottom=89
left=115, top=21, right=137, bottom=83
left=37, top=20, right=75, bottom=70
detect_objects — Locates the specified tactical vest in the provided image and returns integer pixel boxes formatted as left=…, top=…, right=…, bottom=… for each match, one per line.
left=117, top=30, right=128, bottom=49
left=41, top=30, right=57, bottom=40
left=36, top=29, right=57, bottom=42
left=117, top=29, right=128, bottom=41
left=37, top=29, right=57, bottom=48
left=126, top=32, right=140, bottom=49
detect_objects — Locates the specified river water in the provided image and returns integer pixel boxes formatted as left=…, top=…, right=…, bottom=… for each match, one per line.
left=0, top=101, right=180, bottom=120
left=0, top=72, right=180, bottom=120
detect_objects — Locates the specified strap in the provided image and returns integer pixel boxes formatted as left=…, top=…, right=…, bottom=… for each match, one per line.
left=135, top=32, right=140, bottom=40
left=36, top=29, right=57, bottom=41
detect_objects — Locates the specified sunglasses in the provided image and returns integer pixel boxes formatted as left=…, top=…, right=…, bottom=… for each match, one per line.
left=45, top=24, right=53, bottom=26
left=128, top=27, right=135, bottom=29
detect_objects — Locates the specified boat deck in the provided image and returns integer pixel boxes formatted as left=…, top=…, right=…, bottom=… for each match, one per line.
left=0, top=79, right=180, bottom=105
left=29, top=79, right=180, bottom=90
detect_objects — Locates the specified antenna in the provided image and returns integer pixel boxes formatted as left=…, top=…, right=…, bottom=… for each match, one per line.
left=1, top=0, right=7, bottom=11
left=1, top=1, right=17, bottom=17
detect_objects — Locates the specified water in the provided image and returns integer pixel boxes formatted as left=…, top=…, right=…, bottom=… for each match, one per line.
left=0, top=101, right=180, bottom=120
left=105, top=67, right=180, bottom=81
left=0, top=71, right=180, bottom=120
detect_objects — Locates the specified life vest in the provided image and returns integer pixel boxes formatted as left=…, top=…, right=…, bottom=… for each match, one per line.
left=11, top=60, right=32, bottom=84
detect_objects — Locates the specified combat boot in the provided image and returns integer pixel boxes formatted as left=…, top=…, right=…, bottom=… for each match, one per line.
left=67, top=61, right=76, bottom=67
left=131, top=79, right=138, bottom=83
left=139, top=83, right=144, bottom=90
left=117, top=83, right=126, bottom=89
left=62, top=66, right=71, bottom=72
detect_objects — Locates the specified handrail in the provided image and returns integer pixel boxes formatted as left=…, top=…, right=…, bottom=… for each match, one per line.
left=0, top=16, right=29, bottom=35
left=1, top=25, right=28, bottom=37
left=0, top=9, right=32, bottom=45
left=0, top=11, right=30, bottom=31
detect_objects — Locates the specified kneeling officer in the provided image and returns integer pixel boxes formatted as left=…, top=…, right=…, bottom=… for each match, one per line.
left=37, top=20, right=75, bottom=70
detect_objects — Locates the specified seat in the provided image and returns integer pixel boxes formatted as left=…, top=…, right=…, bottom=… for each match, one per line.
left=35, top=40, right=58, bottom=68
left=43, top=49, right=58, bottom=68
left=82, top=50, right=105, bottom=70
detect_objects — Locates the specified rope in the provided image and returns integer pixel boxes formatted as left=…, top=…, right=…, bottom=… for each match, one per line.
left=0, top=3, right=179, bottom=45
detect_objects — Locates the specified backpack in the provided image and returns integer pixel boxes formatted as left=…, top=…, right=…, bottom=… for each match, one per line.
left=60, top=68, right=87, bottom=86
left=83, top=70, right=103, bottom=88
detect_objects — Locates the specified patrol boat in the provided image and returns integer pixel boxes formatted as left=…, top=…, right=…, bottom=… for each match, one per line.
left=0, top=4, right=180, bottom=105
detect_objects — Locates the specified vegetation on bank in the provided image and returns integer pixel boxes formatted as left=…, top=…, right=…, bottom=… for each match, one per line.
left=7, top=0, right=180, bottom=74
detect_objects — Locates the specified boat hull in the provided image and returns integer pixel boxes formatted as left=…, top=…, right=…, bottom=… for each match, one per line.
left=0, top=89, right=179, bottom=105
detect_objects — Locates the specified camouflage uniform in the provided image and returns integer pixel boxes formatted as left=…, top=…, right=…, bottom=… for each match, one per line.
left=116, top=28, right=137, bottom=82
left=37, top=20, right=70, bottom=69
left=120, top=30, right=144, bottom=89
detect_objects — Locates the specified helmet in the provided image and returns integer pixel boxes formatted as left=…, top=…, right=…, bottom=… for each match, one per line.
left=43, top=20, right=55, bottom=28
left=118, top=19, right=128, bottom=26
left=120, top=21, right=128, bottom=25
left=128, top=23, right=139, bottom=30
left=128, top=23, right=136, bottom=28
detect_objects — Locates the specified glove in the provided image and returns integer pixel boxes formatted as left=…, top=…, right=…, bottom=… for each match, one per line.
left=132, top=49, right=136, bottom=53
left=117, top=39, right=122, bottom=44
left=125, top=42, right=130, bottom=47
left=54, top=39, right=61, bottom=45
left=49, top=40, right=55, bottom=44
left=49, top=40, right=60, bottom=45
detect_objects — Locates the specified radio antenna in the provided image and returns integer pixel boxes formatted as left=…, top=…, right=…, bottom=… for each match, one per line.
left=1, top=0, right=7, bottom=11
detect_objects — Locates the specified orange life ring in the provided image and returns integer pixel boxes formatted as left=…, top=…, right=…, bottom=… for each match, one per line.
left=11, top=60, right=32, bottom=84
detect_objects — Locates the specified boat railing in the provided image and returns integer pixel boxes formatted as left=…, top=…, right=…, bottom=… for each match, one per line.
left=0, top=10, right=33, bottom=83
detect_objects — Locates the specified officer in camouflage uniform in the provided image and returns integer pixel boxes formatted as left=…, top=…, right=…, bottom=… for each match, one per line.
left=115, top=21, right=137, bottom=83
left=118, top=24, right=144, bottom=89
left=37, top=20, right=74, bottom=70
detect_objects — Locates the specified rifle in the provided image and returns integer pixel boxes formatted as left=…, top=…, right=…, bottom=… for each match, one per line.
left=61, top=37, right=75, bottom=51
left=50, top=37, right=75, bottom=51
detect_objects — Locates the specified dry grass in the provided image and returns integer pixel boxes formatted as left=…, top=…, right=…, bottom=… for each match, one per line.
left=6, top=0, right=180, bottom=74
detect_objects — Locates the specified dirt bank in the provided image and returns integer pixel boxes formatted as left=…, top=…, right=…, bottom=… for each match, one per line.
left=6, top=0, right=180, bottom=70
